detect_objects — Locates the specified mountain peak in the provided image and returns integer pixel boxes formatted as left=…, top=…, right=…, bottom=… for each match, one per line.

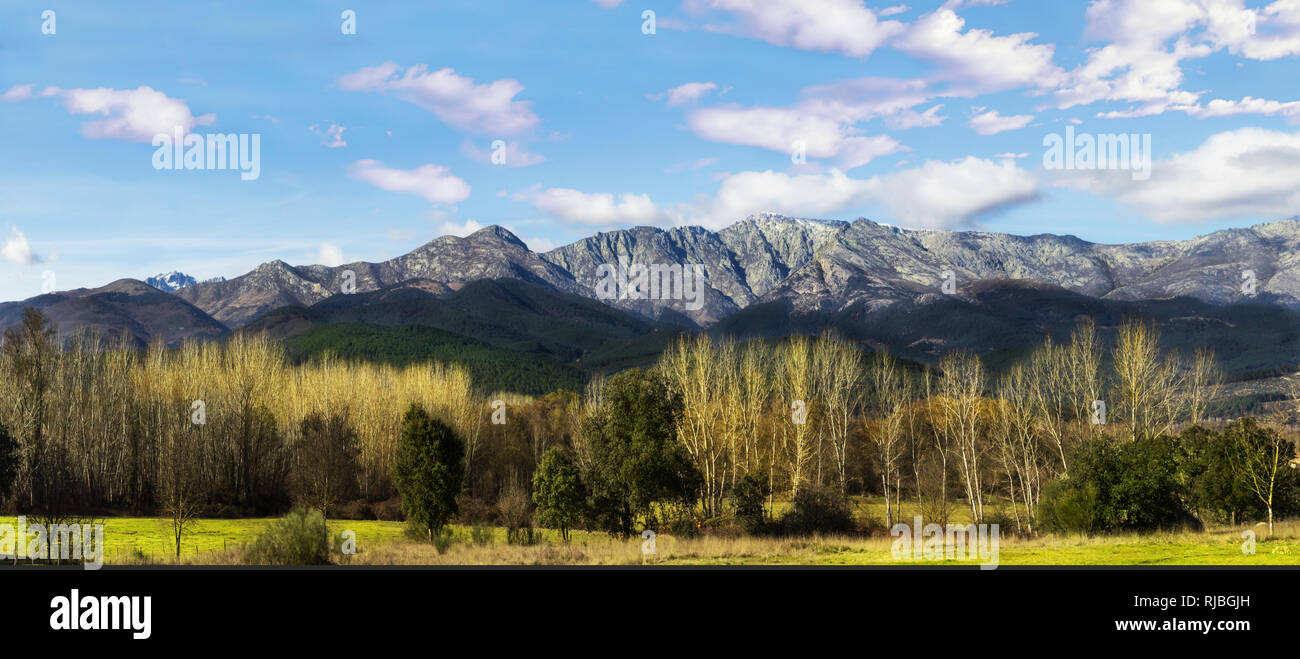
left=468, top=224, right=527, bottom=249
left=146, top=271, right=198, bottom=291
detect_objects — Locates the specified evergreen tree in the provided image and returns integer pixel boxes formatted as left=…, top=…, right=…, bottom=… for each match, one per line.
left=393, top=404, right=465, bottom=541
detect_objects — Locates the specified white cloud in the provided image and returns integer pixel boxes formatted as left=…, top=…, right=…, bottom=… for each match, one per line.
left=894, top=8, right=1065, bottom=95
left=2, top=84, right=35, bottom=102
left=5, top=85, right=214, bottom=142
left=349, top=160, right=471, bottom=204
left=1059, top=126, right=1300, bottom=224
left=310, top=122, right=347, bottom=148
left=886, top=104, right=947, bottom=129
left=969, top=109, right=1034, bottom=135
left=683, top=0, right=905, bottom=58
left=338, top=63, right=538, bottom=135
left=665, top=157, right=721, bottom=174
left=1, top=228, right=41, bottom=265
left=521, top=234, right=557, bottom=252
left=879, top=5, right=911, bottom=17
left=459, top=139, right=546, bottom=167
left=521, top=158, right=1038, bottom=231
left=1205, top=0, right=1300, bottom=61
left=520, top=188, right=669, bottom=226
left=311, top=242, right=346, bottom=266
left=1185, top=95, right=1300, bottom=120
left=653, top=81, right=720, bottom=106
left=437, top=218, right=485, bottom=237
left=684, top=77, right=927, bottom=168
left=865, top=156, right=1039, bottom=228
left=689, top=168, right=877, bottom=228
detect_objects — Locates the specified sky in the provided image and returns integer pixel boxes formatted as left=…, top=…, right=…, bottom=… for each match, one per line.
left=3, top=0, right=1300, bottom=302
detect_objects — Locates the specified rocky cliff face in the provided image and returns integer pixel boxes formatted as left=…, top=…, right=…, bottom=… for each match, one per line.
left=18, top=214, right=1300, bottom=332
left=757, top=217, right=1300, bottom=314
left=175, top=225, right=582, bottom=327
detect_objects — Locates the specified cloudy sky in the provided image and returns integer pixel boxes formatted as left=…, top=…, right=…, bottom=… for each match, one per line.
left=3, top=0, right=1300, bottom=301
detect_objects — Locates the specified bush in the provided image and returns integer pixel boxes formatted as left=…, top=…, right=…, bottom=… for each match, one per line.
left=1039, top=436, right=1197, bottom=534
left=1038, top=480, right=1099, bottom=535
left=498, top=483, right=536, bottom=545
left=469, top=525, right=493, bottom=547
left=370, top=497, right=404, bottom=522
left=243, top=508, right=331, bottom=565
left=779, top=488, right=854, bottom=536
left=731, top=472, right=770, bottom=535
left=457, top=496, right=495, bottom=526
left=338, top=499, right=375, bottom=520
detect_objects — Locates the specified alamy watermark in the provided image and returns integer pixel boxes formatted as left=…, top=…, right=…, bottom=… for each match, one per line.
left=594, top=259, right=705, bottom=312
left=152, top=126, right=261, bottom=181
left=1, top=515, right=104, bottom=570
left=890, top=516, right=1000, bottom=570
left=1043, top=126, right=1151, bottom=181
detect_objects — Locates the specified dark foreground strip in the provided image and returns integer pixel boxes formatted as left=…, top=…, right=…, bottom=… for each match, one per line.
left=1, top=566, right=1291, bottom=647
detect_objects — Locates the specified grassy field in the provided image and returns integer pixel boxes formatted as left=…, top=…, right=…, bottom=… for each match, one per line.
left=5, top=498, right=1298, bottom=566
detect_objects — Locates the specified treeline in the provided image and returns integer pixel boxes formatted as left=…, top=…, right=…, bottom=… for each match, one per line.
left=646, top=317, right=1298, bottom=534
left=2, top=305, right=1297, bottom=542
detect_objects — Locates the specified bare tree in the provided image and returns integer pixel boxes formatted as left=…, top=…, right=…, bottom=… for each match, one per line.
left=1186, top=346, right=1221, bottom=426
left=781, top=335, right=815, bottom=499
left=1113, top=316, right=1182, bottom=440
left=1232, top=422, right=1293, bottom=534
left=938, top=350, right=987, bottom=524
left=817, top=331, right=862, bottom=499
left=867, top=351, right=907, bottom=524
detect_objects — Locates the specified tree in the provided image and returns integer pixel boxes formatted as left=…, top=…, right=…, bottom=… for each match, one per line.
left=938, top=350, right=987, bottom=524
left=731, top=471, right=770, bottom=534
left=1186, top=347, right=1220, bottom=427
left=1, top=307, right=58, bottom=514
left=157, top=397, right=201, bottom=559
left=293, top=412, right=362, bottom=522
left=581, top=368, right=700, bottom=538
left=532, top=447, right=587, bottom=541
left=0, top=420, right=16, bottom=503
left=867, top=351, right=907, bottom=525
left=817, top=331, right=862, bottom=499
left=1113, top=316, right=1181, bottom=441
left=1038, top=435, right=1195, bottom=534
left=393, top=404, right=465, bottom=542
left=780, top=336, right=815, bottom=499
left=1227, top=418, right=1296, bottom=534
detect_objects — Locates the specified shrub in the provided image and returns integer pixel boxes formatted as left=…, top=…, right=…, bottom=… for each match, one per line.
left=469, top=525, right=493, bottom=547
left=779, top=488, right=854, bottom=536
left=1038, top=480, right=1099, bottom=535
left=498, top=483, right=536, bottom=545
left=337, top=499, right=375, bottom=520
left=243, top=508, right=331, bottom=565
left=731, top=472, right=770, bottom=535
left=370, top=497, right=404, bottom=521
left=1039, top=436, right=1197, bottom=534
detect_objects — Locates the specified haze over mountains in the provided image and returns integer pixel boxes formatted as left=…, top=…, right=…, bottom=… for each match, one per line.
left=4, top=213, right=1299, bottom=380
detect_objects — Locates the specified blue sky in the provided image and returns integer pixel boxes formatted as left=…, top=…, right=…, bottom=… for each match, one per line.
left=3, top=0, right=1300, bottom=301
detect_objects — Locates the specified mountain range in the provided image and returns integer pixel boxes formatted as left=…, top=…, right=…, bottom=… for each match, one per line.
left=4, top=213, right=1299, bottom=385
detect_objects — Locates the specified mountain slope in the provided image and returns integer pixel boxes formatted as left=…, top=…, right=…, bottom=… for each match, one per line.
left=0, top=279, right=228, bottom=347
left=176, top=225, right=580, bottom=327
left=244, top=278, right=683, bottom=373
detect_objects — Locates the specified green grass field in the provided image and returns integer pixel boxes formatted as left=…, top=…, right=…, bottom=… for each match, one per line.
left=4, top=499, right=1296, bottom=566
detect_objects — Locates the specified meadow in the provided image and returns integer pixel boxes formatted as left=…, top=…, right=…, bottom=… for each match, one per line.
left=7, top=497, right=1296, bottom=567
